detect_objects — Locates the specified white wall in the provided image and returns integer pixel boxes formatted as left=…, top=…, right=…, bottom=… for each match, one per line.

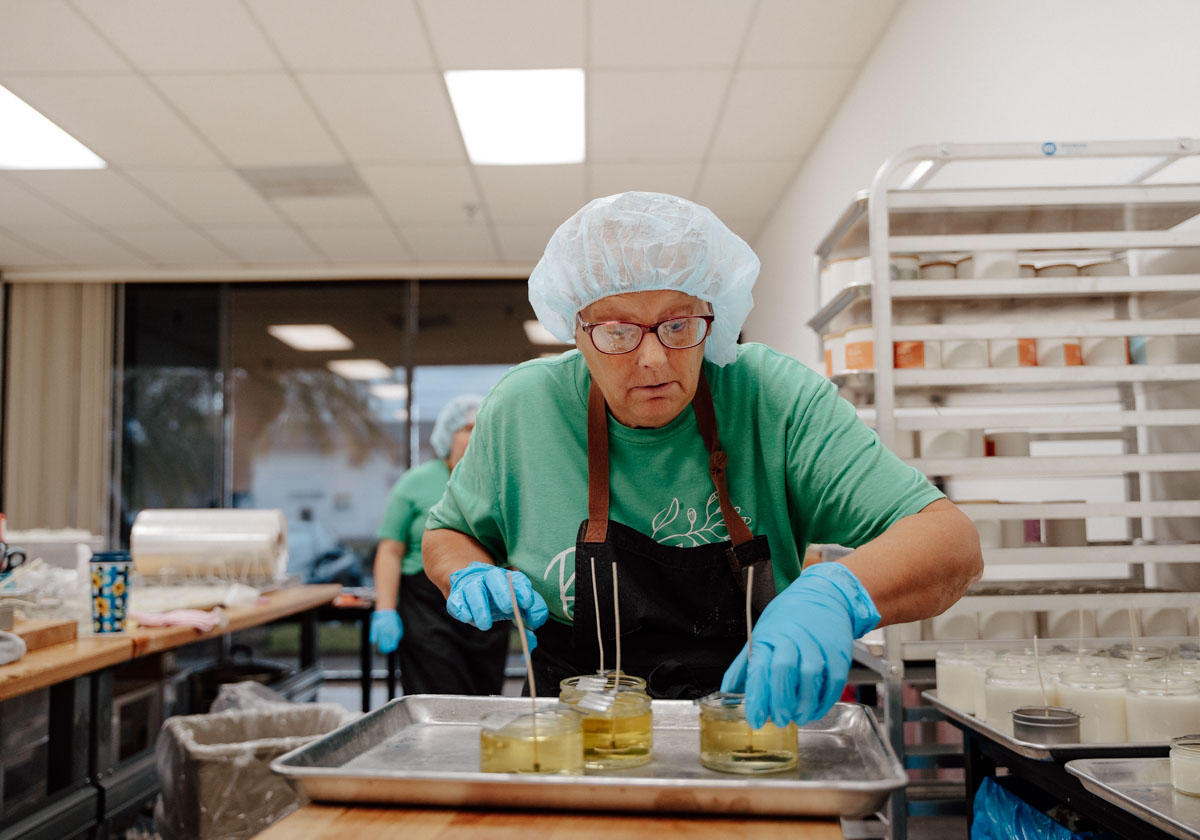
left=746, top=0, right=1200, bottom=368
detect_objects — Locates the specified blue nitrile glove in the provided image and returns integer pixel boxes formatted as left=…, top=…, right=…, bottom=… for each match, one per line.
left=369, top=609, right=403, bottom=654
left=721, top=562, right=881, bottom=729
left=446, top=561, right=549, bottom=650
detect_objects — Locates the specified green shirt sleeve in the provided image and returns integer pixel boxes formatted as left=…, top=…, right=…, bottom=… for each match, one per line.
left=789, top=376, right=943, bottom=549
left=377, top=479, right=417, bottom=544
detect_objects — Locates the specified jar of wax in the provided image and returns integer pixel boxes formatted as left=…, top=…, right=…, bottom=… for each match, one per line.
left=1174, top=643, right=1200, bottom=662
left=1126, top=675, right=1200, bottom=742
left=984, top=667, right=1045, bottom=736
left=1171, top=735, right=1200, bottom=796
left=1110, top=644, right=1169, bottom=663
left=1058, top=669, right=1128, bottom=743
left=936, top=650, right=994, bottom=714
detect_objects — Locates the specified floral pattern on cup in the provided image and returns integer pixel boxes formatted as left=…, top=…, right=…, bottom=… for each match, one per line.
left=91, top=561, right=130, bottom=633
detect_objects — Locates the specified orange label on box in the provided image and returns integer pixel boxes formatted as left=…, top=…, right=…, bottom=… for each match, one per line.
left=824, top=348, right=832, bottom=377
left=1018, top=338, right=1038, bottom=366
left=894, top=340, right=924, bottom=369
left=1064, top=341, right=1082, bottom=366
left=845, top=340, right=874, bottom=370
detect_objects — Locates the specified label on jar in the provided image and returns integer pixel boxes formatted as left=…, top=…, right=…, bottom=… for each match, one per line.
left=1064, top=341, right=1082, bottom=366
left=894, top=340, right=925, bottom=369
left=824, top=348, right=832, bottom=377
left=845, top=339, right=874, bottom=370
left=1018, top=338, right=1037, bottom=367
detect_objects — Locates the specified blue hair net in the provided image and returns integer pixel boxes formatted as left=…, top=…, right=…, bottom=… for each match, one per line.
left=528, top=192, right=759, bottom=366
left=430, top=394, right=484, bottom=459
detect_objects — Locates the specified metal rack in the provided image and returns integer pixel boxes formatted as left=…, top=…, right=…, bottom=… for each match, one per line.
left=810, top=139, right=1200, bottom=840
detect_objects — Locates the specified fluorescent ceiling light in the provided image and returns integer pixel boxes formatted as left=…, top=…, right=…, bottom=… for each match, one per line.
left=326, top=359, right=394, bottom=380
left=0, top=85, right=106, bottom=170
left=445, top=69, right=584, bottom=165
left=523, top=319, right=568, bottom=345
left=267, top=324, right=354, bottom=351
left=370, top=383, right=409, bottom=401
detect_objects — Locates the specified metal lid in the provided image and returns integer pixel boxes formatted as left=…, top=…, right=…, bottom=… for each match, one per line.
left=1012, top=706, right=1080, bottom=727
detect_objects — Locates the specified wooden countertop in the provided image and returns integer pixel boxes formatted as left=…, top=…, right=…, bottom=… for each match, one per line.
left=127, top=583, right=341, bottom=657
left=258, top=805, right=845, bottom=839
left=0, top=584, right=340, bottom=701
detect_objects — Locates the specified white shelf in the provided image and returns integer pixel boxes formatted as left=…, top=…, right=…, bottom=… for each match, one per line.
left=892, top=274, right=1200, bottom=299
left=958, top=500, right=1200, bottom=519
left=894, top=364, right=1200, bottom=388
left=893, top=409, right=1200, bottom=431
left=911, top=453, right=1200, bottom=477
left=979, top=544, right=1200, bottom=565
left=887, top=182, right=1200, bottom=211
left=893, top=319, right=1200, bottom=340
left=939, top=588, right=1200, bottom=612
left=891, top=229, right=1200, bottom=253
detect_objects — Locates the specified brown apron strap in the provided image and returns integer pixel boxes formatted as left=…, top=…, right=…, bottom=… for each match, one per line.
left=691, top=372, right=755, bottom=548
left=583, top=379, right=610, bottom=543
left=582, top=371, right=753, bottom=549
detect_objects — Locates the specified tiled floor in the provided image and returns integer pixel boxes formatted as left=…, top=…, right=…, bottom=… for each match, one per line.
left=315, top=679, right=970, bottom=840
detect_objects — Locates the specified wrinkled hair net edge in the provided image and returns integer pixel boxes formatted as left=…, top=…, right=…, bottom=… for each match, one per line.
left=430, top=394, right=484, bottom=459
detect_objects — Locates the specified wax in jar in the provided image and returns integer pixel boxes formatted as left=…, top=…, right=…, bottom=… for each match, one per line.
left=936, top=650, right=992, bottom=714
left=984, top=667, right=1045, bottom=736
left=1057, top=670, right=1127, bottom=743
left=479, top=709, right=584, bottom=775
left=1172, top=736, right=1200, bottom=796
left=698, top=693, right=798, bottom=775
left=1125, top=676, right=1200, bottom=742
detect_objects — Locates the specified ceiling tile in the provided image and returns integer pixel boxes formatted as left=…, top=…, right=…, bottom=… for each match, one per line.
left=709, top=67, right=856, bottom=159
left=272, top=196, right=391, bottom=227
left=126, top=169, right=284, bottom=225
left=743, top=0, right=899, bottom=67
left=247, top=0, right=433, bottom=71
left=0, top=0, right=128, bottom=73
left=15, top=226, right=147, bottom=264
left=2, top=75, right=221, bottom=168
left=12, top=170, right=184, bottom=227
left=590, top=0, right=754, bottom=68
left=299, top=73, right=464, bottom=163
left=420, top=0, right=584, bottom=69
left=398, top=221, right=495, bottom=262
left=0, top=176, right=87, bottom=227
left=302, top=226, right=414, bottom=262
left=694, top=160, right=796, bottom=222
left=107, top=226, right=238, bottom=264
left=493, top=221, right=555, bottom=263
left=475, top=165, right=586, bottom=223
left=204, top=226, right=326, bottom=263
left=589, top=70, right=728, bottom=161
left=359, top=164, right=480, bottom=223
left=588, top=162, right=701, bottom=201
left=0, top=229, right=61, bottom=265
left=152, top=74, right=345, bottom=167
left=72, top=0, right=281, bottom=72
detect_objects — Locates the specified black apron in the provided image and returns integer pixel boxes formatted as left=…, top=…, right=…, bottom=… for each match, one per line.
left=530, top=371, right=775, bottom=699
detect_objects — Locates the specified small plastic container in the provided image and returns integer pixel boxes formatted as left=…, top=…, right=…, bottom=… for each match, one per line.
left=697, top=693, right=797, bottom=775
left=479, top=707, right=584, bottom=775
left=1011, top=706, right=1080, bottom=744
left=1171, top=735, right=1200, bottom=796
left=560, top=674, right=653, bottom=769
left=1057, top=669, right=1127, bottom=743
left=1125, top=675, right=1200, bottom=742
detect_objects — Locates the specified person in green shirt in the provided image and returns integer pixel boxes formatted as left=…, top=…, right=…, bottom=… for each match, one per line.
left=424, top=192, right=982, bottom=728
left=370, top=394, right=508, bottom=695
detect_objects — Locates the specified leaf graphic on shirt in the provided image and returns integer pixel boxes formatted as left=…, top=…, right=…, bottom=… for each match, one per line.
left=651, top=497, right=680, bottom=536
left=545, top=546, right=576, bottom=620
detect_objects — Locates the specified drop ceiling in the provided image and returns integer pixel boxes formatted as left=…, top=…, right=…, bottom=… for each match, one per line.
left=0, top=0, right=898, bottom=280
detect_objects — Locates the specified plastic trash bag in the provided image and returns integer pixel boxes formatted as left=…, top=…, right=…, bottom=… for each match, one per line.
left=971, top=777, right=1113, bottom=840
left=209, top=680, right=291, bottom=713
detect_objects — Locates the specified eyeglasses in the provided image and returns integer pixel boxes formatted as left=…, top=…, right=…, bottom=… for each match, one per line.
left=576, top=313, right=714, bottom=355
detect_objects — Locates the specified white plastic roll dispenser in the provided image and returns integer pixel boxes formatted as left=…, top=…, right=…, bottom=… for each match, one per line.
left=130, top=509, right=288, bottom=581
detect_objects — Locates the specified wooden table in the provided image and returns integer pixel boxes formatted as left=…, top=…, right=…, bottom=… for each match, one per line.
left=260, top=804, right=846, bottom=839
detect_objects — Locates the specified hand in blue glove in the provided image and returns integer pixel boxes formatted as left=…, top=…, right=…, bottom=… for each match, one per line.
left=369, top=609, right=403, bottom=654
left=446, top=561, right=549, bottom=650
left=721, top=562, right=880, bottom=730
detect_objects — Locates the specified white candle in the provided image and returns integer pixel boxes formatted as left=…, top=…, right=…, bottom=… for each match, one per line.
left=984, top=666, right=1045, bottom=736
left=1126, top=676, right=1200, bottom=742
left=936, top=650, right=993, bottom=714
left=1172, top=736, right=1200, bottom=796
left=1057, top=669, right=1127, bottom=743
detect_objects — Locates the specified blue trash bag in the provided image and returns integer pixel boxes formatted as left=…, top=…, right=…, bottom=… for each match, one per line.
left=971, top=777, right=1111, bottom=840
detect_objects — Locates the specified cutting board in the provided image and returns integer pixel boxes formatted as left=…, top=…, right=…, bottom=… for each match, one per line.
left=12, top=617, right=78, bottom=652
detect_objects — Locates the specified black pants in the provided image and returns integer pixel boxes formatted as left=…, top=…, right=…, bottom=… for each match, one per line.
left=397, top=570, right=510, bottom=695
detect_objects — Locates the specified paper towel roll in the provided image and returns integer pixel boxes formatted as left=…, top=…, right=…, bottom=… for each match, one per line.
left=130, top=509, right=288, bottom=581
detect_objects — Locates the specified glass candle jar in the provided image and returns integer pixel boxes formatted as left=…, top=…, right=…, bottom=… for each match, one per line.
left=936, top=650, right=994, bottom=715
left=697, top=693, right=798, bottom=774
left=1126, top=675, right=1200, bottom=742
left=1173, top=643, right=1200, bottom=662
left=984, top=666, right=1046, bottom=736
left=1171, top=735, right=1200, bottom=796
left=560, top=674, right=653, bottom=769
left=1057, top=669, right=1128, bottom=743
left=1110, top=643, right=1169, bottom=663
left=479, top=707, right=584, bottom=775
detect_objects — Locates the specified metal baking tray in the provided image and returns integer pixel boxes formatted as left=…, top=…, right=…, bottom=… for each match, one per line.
left=1066, top=758, right=1200, bottom=840
left=924, top=690, right=1170, bottom=761
left=271, top=695, right=904, bottom=817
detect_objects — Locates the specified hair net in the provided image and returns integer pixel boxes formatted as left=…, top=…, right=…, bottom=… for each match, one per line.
left=430, top=394, right=484, bottom=459
left=528, top=192, right=759, bottom=366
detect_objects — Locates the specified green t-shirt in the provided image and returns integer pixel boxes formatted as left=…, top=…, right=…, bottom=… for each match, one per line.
left=427, top=343, right=943, bottom=625
left=377, top=458, right=451, bottom=577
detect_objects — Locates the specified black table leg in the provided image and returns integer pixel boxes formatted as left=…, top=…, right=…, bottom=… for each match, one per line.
left=359, top=611, right=372, bottom=712
left=962, top=730, right=995, bottom=829
left=386, top=649, right=398, bottom=699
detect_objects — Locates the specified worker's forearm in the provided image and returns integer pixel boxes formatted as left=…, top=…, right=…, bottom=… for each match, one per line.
left=423, top=528, right=495, bottom=597
left=372, top=539, right=405, bottom=611
left=840, top=498, right=983, bottom=627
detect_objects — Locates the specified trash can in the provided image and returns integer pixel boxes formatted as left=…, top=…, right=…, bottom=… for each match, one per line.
left=188, top=645, right=295, bottom=713
left=155, top=704, right=345, bottom=840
